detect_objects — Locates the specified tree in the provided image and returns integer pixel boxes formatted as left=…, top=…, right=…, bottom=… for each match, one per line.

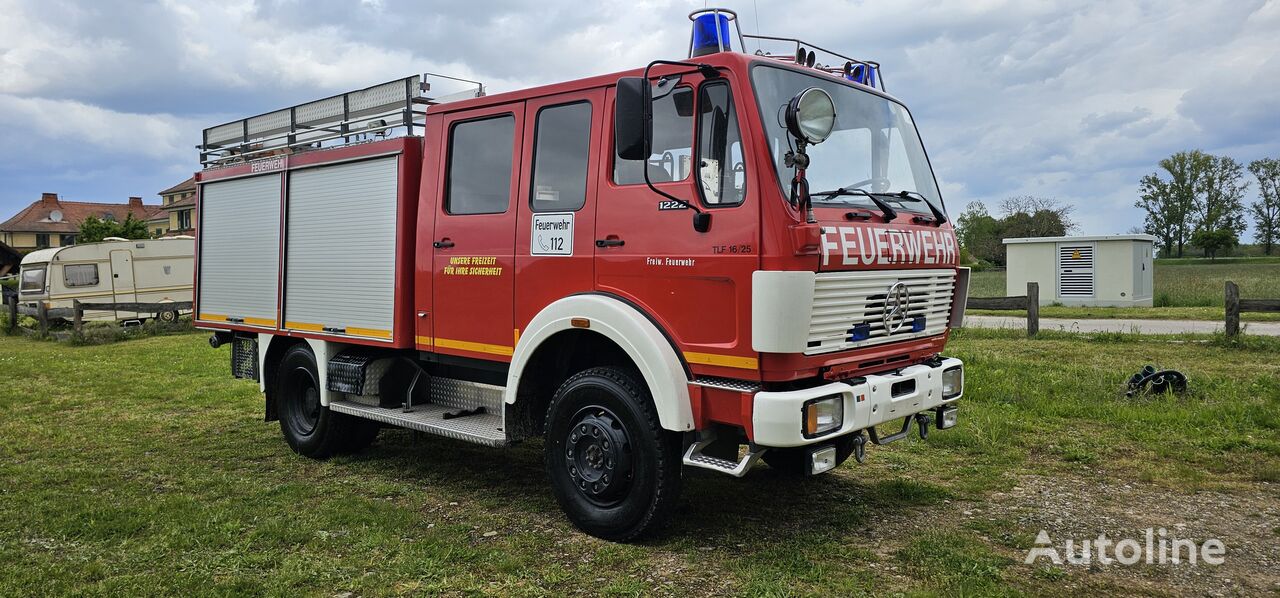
left=1190, top=227, right=1237, bottom=260
left=998, top=196, right=1077, bottom=239
left=1135, top=150, right=1209, bottom=258
left=954, top=197, right=1077, bottom=266
left=78, top=213, right=153, bottom=243
left=955, top=201, right=1002, bottom=264
left=1249, top=157, right=1280, bottom=255
left=1195, top=155, right=1249, bottom=257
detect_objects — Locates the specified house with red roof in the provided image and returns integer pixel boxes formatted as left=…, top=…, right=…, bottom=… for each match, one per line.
left=0, top=193, right=164, bottom=253
left=158, top=176, right=197, bottom=236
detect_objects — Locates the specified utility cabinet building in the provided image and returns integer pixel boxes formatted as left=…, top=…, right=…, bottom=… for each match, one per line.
left=1004, top=234, right=1156, bottom=307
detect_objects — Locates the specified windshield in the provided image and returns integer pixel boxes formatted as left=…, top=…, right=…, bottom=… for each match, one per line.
left=20, top=265, right=46, bottom=294
left=750, top=64, right=944, bottom=213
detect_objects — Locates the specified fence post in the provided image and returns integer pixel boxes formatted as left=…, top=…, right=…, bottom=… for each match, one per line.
left=1026, top=282, right=1040, bottom=337
left=73, top=299, right=83, bottom=340
left=6, top=295, right=16, bottom=333
left=1225, top=281, right=1240, bottom=338
left=37, top=301, right=48, bottom=337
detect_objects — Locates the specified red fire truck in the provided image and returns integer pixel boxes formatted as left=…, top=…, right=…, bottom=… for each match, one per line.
left=196, top=9, right=968, bottom=541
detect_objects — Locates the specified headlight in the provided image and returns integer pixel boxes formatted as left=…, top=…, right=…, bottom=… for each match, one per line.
left=942, top=366, right=963, bottom=399
left=785, top=87, right=837, bottom=145
left=803, top=395, right=844, bottom=438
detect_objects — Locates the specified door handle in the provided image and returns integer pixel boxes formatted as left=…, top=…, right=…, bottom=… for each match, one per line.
left=595, top=237, right=625, bottom=248
left=433, top=239, right=454, bottom=249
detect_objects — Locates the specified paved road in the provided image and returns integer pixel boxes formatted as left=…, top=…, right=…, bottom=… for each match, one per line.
left=964, top=315, right=1280, bottom=336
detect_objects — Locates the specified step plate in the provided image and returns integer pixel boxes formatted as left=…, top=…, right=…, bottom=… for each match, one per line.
left=329, top=400, right=508, bottom=447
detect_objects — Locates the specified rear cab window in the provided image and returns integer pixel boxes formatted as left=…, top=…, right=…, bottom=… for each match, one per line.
left=446, top=115, right=517, bottom=215
left=531, top=102, right=592, bottom=212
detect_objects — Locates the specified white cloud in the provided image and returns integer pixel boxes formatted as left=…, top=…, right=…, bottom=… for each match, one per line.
left=0, top=0, right=1277, bottom=240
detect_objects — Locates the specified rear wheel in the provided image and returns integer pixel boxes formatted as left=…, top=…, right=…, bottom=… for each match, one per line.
left=762, top=434, right=857, bottom=476
left=276, top=344, right=379, bottom=458
left=157, top=309, right=179, bottom=323
left=545, top=366, right=682, bottom=542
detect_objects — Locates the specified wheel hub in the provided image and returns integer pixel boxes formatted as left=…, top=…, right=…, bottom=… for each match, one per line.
left=565, top=408, right=632, bottom=502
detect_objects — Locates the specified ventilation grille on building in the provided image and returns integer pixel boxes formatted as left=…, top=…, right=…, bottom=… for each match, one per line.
left=1057, top=244, right=1095, bottom=297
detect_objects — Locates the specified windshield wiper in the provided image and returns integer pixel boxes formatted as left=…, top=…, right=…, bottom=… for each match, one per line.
left=883, top=190, right=947, bottom=225
left=811, top=187, right=897, bottom=221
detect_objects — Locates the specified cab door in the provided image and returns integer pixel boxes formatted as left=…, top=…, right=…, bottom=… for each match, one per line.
left=109, top=250, right=138, bottom=319
left=595, top=78, right=761, bottom=379
left=430, top=104, right=525, bottom=360
left=514, top=90, right=605, bottom=334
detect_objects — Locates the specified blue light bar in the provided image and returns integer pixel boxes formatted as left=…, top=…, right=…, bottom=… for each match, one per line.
left=846, top=62, right=878, bottom=87
left=691, top=12, right=731, bottom=57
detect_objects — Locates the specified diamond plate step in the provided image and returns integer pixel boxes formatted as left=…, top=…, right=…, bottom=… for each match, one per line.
left=329, top=400, right=508, bottom=447
left=682, top=437, right=765, bottom=477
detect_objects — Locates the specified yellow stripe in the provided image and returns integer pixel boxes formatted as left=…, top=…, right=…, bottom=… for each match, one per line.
left=434, top=337, right=515, bottom=357
left=285, top=320, right=324, bottom=332
left=684, top=351, right=759, bottom=370
left=416, top=335, right=433, bottom=345
left=199, top=313, right=276, bottom=327
left=346, top=326, right=392, bottom=339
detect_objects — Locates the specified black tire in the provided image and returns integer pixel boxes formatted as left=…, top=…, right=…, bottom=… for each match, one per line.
left=545, top=366, right=682, bottom=542
left=157, top=309, right=179, bottom=323
left=762, top=433, right=857, bottom=476
left=276, top=344, right=379, bottom=458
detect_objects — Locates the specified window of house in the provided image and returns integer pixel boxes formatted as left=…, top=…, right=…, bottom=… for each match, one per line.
left=64, top=264, right=99, bottom=287
left=446, top=115, right=516, bottom=215
left=696, top=82, right=746, bottom=206
left=614, top=87, right=694, bottom=185
left=59, top=234, right=76, bottom=246
left=35, top=233, right=50, bottom=248
left=530, top=102, right=592, bottom=212
left=177, top=210, right=192, bottom=230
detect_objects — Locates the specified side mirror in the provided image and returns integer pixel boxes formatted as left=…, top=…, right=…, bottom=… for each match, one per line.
left=615, top=77, right=651, bottom=161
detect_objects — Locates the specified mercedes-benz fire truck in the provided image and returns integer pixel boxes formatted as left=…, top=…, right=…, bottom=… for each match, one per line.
left=196, top=9, right=969, bottom=541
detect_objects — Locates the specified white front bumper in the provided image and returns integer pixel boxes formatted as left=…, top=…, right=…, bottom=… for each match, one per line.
left=752, top=357, right=963, bottom=448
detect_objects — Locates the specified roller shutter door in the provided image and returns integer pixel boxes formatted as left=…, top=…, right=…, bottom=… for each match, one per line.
left=284, top=157, right=398, bottom=340
left=198, top=174, right=282, bottom=327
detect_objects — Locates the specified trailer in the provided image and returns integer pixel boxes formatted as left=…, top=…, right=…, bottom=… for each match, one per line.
left=19, top=237, right=194, bottom=322
left=196, top=9, right=967, bottom=541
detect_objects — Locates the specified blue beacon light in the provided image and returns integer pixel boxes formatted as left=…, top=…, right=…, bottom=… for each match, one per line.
left=689, top=9, right=737, bottom=58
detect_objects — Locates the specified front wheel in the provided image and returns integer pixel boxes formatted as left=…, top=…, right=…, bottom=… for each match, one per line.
left=545, top=366, right=682, bottom=542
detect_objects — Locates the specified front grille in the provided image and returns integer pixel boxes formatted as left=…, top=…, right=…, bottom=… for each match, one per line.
left=805, top=269, right=956, bottom=355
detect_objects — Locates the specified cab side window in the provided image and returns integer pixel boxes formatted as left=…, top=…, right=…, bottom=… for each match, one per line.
left=531, top=102, right=592, bottom=212
left=446, top=115, right=516, bottom=215
left=696, top=82, right=746, bottom=206
left=613, top=87, right=694, bottom=185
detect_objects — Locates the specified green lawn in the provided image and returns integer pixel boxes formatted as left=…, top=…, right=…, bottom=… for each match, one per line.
left=968, top=259, right=1280, bottom=321
left=2, top=331, right=1277, bottom=596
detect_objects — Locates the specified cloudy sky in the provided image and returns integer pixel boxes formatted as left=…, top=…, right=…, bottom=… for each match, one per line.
left=1, top=0, right=1277, bottom=239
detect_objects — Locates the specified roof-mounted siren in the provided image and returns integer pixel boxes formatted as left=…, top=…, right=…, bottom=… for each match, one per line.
left=688, top=8, right=745, bottom=58
left=843, top=60, right=877, bottom=87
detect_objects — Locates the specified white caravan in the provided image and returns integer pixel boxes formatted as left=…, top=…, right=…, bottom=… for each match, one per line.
left=18, top=237, right=194, bottom=322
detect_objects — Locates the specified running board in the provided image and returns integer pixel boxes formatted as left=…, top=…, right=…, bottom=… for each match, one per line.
left=329, top=400, right=508, bottom=447
left=682, top=438, right=765, bottom=477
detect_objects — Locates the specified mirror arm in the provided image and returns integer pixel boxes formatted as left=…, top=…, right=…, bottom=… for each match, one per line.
left=639, top=60, right=715, bottom=233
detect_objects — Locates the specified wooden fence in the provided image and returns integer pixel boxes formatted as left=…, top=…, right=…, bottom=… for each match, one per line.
left=5, top=295, right=191, bottom=337
left=1225, top=281, right=1280, bottom=337
left=964, top=281, right=1040, bottom=337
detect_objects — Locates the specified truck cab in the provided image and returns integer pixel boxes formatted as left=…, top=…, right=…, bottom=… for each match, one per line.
left=196, top=10, right=966, bottom=542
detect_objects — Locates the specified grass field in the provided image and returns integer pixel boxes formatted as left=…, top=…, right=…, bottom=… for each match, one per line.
left=968, top=259, right=1280, bottom=321
left=2, top=331, right=1277, bottom=595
